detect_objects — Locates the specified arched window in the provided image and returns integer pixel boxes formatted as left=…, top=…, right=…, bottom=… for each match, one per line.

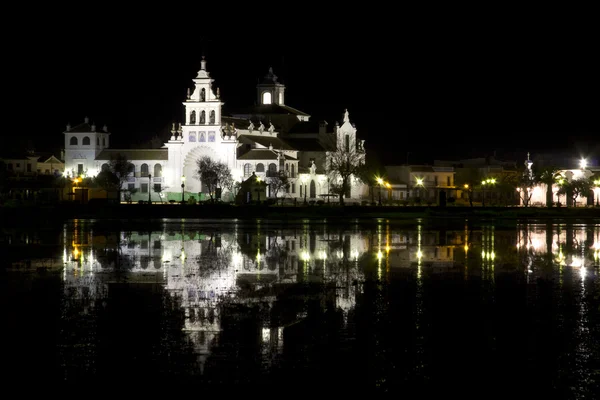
left=82, top=136, right=90, bottom=145
left=70, top=137, right=78, bottom=146
left=345, top=134, right=350, bottom=152
left=256, top=163, right=265, bottom=173
left=268, top=163, right=277, bottom=175
left=97, top=137, right=100, bottom=145
left=291, top=164, right=295, bottom=178
left=190, top=110, right=196, bottom=125
left=244, top=163, right=252, bottom=176
left=262, top=91, right=272, bottom=104
left=200, top=110, right=206, bottom=124
left=209, top=110, right=215, bottom=124
left=201, top=88, right=206, bottom=101
left=154, top=164, right=162, bottom=177
left=189, top=132, right=196, bottom=142
left=101, top=163, right=110, bottom=171
left=141, top=163, right=149, bottom=177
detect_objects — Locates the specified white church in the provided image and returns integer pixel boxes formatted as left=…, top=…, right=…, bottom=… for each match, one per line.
left=62, top=58, right=368, bottom=203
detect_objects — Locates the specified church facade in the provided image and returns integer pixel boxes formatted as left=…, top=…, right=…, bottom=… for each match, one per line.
left=63, top=58, right=368, bottom=203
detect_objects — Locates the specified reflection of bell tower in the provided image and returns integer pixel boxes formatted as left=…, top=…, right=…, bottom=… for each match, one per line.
left=525, top=152, right=533, bottom=179
left=257, top=67, right=285, bottom=106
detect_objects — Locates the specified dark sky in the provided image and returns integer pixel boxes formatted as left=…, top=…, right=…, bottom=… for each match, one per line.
left=8, top=8, right=599, bottom=165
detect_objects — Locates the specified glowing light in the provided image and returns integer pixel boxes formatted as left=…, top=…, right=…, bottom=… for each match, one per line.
left=481, top=250, right=485, bottom=258
left=353, top=250, right=359, bottom=260
left=72, top=247, right=80, bottom=259
left=464, top=244, right=469, bottom=252
left=490, top=251, right=495, bottom=260
left=262, top=327, right=270, bottom=343
left=570, top=256, right=583, bottom=268
left=376, top=177, right=384, bottom=185
left=337, top=251, right=343, bottom=259
left=385, top=245, right=390, bottom=253
left=302, top=251, right=310, bottom=261
left=319, top=250, right=327, bottom=260
left=580, top=267, right=587, bottom=279
left=579, top=158, right=587, bottom=169
left=377, top=250, right=383, bottom=260
left=592, top=242, right=600, bottom=251
left=464, top=184, right=469, bottom=189
left=416, top=178, right=424, bottom=186
left=417, top=250, right=423, bottom=259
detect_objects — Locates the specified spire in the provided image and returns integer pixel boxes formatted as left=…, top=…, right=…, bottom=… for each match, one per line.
left=343, top=109, right=350, bottom=123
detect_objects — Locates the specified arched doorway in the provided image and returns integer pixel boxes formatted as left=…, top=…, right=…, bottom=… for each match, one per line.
left=310, top=180, right=316, bottom=198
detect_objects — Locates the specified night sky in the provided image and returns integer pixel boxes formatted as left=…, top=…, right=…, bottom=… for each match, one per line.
left=8, top=9, right=599, bottom=166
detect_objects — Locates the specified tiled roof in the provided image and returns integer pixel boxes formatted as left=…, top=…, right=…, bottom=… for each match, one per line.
left=283, top=138, right=329, bottom=152
left=238, top=134, right=295, bottom=150
left=96, top=149, right=168, bottom=161
left=232, top=104, right=310, bottom=117
left=237, top=149, right=279, bottom=160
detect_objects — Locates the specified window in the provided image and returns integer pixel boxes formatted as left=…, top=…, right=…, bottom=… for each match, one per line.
left=300, top=185, right=303, bottom=197
left=279, top=92, right=283, bottom=104
left=200, top=88, right=205, bottom=101
left=291, top=164, right=295, bottom=178
left=292, top=183, right=296, bottom=194
left=128, top=183, right=135, bottom=191
left=154, top=184, right=161, bottom=193
left=70, top=137, right=78, bottom=145
left=256, top=163, right=265, bottom=173
left=244, top=163, right=252, bottom=176
left=200, top=110, right=206, bottom=124
left=77, top=164, right=84, bottom=175
left=447, top=176, right=451, bottom=186
left=154, top=164, right=162, bottom=177
left=262, top=91, right=272, bottom=104
left=189, top=132, right=196, bottom=142
left=141, top=183, right=148, bottom=193
left=208, top=131, right=215, bottom=142
left=141, top=163, right=149, bottom=177
left=101, top=163, right=109, bottom=171
left=190, top=110, right=196, bottom=125
left=97, top=137, right=100, bottom=145
left=209, top=110, right=215, bottom=124
left=83, top=136, right=90, bottom=145
left=268, top=163, right=277, bottom=174
left=345, top=135, right=349, bottom=152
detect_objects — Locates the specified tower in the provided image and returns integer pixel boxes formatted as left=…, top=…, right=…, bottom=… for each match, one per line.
left=257, top=67, right=285, bottom=106
left=63, top=117, right=110, bottom=177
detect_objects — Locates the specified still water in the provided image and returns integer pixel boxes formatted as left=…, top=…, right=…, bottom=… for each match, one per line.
left=2, top=218, right=599, bottom=396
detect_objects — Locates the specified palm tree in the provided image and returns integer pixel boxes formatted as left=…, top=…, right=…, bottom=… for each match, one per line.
left=537, top=167, right=561, bottom=208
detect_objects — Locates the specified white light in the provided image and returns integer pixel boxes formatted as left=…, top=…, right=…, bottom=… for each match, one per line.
left=302, top=251, right=310, bottom=261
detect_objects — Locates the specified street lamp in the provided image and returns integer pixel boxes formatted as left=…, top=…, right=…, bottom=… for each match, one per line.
left=580, top=158, right=587, bottom=170
left=415, top=177, right=424, bottom=202
left=181, top=175, right=186, bottom=204
left=148, top=174, right=152, bottom=204
left=376, top=177, right=384, bottom=206
left=481, top=178, right=496, bottom=206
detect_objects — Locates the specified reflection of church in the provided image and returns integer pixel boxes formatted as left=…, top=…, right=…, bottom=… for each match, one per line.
left=59, top=223, right=369, bottom=372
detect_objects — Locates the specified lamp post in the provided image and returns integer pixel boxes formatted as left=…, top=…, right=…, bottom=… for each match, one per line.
left=181, top=175, right=186, bottom=204
left=415, top=177, right=424, bottom=203
left=481, top=178, right=496, bottom=207
left=376, top=177, right=383, bottom=206
left=148, top=174, right=152, bottom=204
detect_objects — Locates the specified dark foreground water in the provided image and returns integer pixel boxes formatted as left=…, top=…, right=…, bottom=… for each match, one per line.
left=1, top=218, right=599, bottom=397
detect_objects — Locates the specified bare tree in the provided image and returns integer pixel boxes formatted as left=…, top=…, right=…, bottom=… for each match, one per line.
left=195, top=156, right=233, bottom=203
left=323, top=135, right=366, bottom=205
left=267, top=171, right=289, bottom=205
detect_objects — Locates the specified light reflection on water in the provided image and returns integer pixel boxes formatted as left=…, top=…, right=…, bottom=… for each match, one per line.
left=1, top=219, right=599, bottom=396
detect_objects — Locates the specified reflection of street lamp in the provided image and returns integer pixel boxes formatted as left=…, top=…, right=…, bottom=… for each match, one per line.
left=376, top=177, right=384, bottom=206
left=181, top=175, right=186, bottom=204
left=594, top=179, right=600, bottom=206
left=148, top=174, right=152, bottom=204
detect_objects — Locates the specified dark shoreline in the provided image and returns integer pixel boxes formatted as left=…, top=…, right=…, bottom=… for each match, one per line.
left=2, top=204, right=599, bottom=227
